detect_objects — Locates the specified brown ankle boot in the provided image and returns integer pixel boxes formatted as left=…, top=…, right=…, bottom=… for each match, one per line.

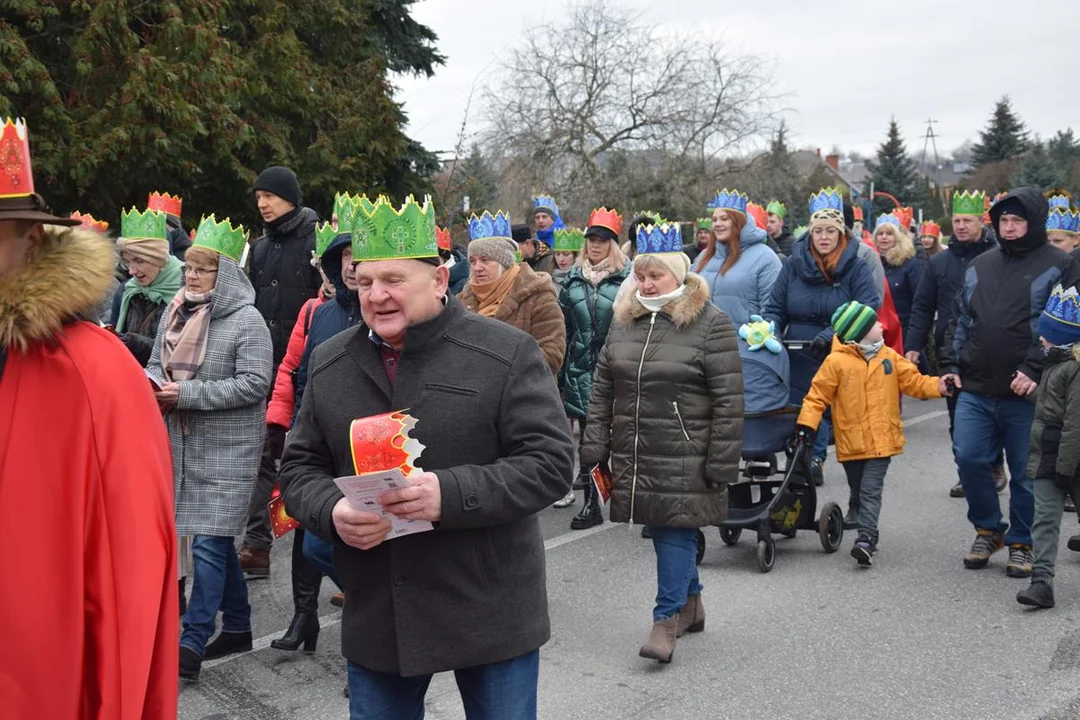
left=639, top=615, right=679, bottom=663
left=676, top=594, right=705, bottom=637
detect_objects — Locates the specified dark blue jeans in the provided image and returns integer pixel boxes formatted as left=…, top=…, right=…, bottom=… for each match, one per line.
left=180, top=535, right=251, bottom=657
left=303, top=530, right=341, bottom=588
left=651, top=527, right=703, bottom=622
left=953, top=391, right=1035, bottom=545
left=812, top=415, right=831, bottom=463
left=346, top=650, right=539, bottom=720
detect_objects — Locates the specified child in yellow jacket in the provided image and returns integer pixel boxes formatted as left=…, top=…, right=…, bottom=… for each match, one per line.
left=792, top=301, right=951, bottom=566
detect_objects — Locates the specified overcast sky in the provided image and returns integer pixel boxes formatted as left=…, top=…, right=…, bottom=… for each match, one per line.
left=395, top=0, right=1080, bottom=161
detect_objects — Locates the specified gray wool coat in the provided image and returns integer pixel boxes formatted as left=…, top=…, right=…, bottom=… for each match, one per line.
left=148, top=256, right=273, bottom=537
left=279, top=296, right=574, bottom=677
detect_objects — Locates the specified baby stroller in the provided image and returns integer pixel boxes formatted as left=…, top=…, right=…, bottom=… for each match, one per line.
left=699, top=407, right=844, bottom=572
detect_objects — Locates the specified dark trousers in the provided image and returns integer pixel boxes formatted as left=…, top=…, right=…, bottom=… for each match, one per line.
left=291, top=529, right=326, bottom=614
left=242, top=440, right=279, bottom=551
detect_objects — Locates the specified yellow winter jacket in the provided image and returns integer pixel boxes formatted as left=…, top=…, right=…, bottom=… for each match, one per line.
left=797, top=336, right=942, bottom=462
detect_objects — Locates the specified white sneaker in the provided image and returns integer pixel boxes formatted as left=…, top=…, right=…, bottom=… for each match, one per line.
left=554, top=490, right=577, bottom=508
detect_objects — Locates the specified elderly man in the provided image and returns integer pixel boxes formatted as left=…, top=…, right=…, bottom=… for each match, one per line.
left=941, top=188, right=1078, bottom=577
left=0, top=118, right=177, bottom=717
left=280, top=195, right=574, bottom=719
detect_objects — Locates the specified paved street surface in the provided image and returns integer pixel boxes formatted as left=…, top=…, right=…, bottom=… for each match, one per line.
left=180, top=398, right=1080, bottom=719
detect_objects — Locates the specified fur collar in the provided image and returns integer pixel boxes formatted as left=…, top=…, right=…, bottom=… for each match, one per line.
left=883, top=233, right=916, bottom=268
left=0, top=225, right=117, bottom=351
left=614, top=273, right=710, bottom=329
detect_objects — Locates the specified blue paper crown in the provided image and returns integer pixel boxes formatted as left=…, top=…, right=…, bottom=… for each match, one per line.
left=468, top=211, right=513, bottom=241
left=875, top=213, right=902, bottom=231
left=1048, top=209, right=1080, bottom=234
left=532, top=195, right=560, bottom=217
left=1043, top=283, right=1080, bottom=327
left=707, top=188, right=748, bottom=215
left=1049, top=195, right=1072, bottom=212
left=809, top=187, right=844, bottom=215
left=635, top=222, right=683, bottom=255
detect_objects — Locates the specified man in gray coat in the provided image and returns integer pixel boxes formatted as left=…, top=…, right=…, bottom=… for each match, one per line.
left=279, top=196, right=574, bottom=719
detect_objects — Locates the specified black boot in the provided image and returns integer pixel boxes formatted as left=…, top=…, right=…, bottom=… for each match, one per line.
left=179, top=646, right=202, bottom=682
left=570, top=473, right=603, bottom=530
left=203, top=630, right=253, bottom=660
left=179, top=577, right=187, bottom=617
left=270, top=612, right=320, bottom=653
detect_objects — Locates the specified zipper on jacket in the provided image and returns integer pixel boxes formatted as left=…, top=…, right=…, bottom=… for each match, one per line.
left=672, top=401, right=690, bottom=441
left=629, top=313, right=657, bottom=532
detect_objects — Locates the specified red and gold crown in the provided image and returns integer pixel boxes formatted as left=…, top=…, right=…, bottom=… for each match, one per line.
left=746, top=202, right=768, bottom=230
left=920, top=220, right=941, bottom=238
left=893, top=206, right=914, bottom=229
left=436, top=225, right=452, bottom=252
left=587, top=207, right=623, bottom=237
left=0, top=118, right=34, bottom=199
left=147, top=191, right=182, bottom=217
left=70, top=211, right=109, bottom=233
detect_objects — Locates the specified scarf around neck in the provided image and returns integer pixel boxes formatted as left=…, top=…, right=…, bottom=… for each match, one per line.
left=580, top=258, right=615, bottom=286
left=116, top=254, right=184, bottom=333
left=470, top=263, right=521, bottom=317
left=636, top=284, right=686, bottom=313
left=161, top=288, right=214, bottom=382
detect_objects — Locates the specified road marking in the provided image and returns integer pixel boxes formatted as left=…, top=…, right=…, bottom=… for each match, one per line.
left=544, top=521, right=618, bottom=550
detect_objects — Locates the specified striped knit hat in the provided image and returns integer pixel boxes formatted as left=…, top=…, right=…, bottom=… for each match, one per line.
left=832, top=301, right=878, bottom=343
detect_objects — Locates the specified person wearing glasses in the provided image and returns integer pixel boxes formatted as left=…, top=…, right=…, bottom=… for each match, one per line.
left=147, top=216, right=273, bottom=682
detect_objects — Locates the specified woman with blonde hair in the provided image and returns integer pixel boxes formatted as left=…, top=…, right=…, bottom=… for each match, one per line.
left=874, top=214, right=924, bottom=347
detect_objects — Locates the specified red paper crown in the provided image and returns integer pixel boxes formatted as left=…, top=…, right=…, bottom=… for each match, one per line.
left=436, top=225, right=451, bottom=252
left=587, top=207, right=623, bottom=237
left=746, top=202, right=768, bottom=230
left=0, top=118, right=34, bottom=199
left=893, top=206, right=914, bottom=229
left=70, top=211, right=109, bottom=233
left=852, top=206, right=864, bottom=222
left=147, top=191, right=182, bottom=217
left=920, top=220, right=941, bottom=238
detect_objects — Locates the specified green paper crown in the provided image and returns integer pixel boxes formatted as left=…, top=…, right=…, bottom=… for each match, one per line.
left=334, top=192, right=361, bottom=231
left=315, top=221, right=340, bottom=258
left=695, top=218, right=712, bottom=231
left=953, top=190, right=987, bottom=217
left=121, top=208, right=168, bottom=241
left=193, top=214, right=247, bottom=263
left=350, top=194, right=438, bottom=262
left=766, top=201, right=787, bottom=220
left=553, top=227, right=585, bottom=252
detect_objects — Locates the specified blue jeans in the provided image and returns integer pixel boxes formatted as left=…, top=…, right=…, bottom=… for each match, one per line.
left=181, top=535, right=251, bottom=656
left=651, top=527, right=703, bottom=622
left=346, top=650, right=539, bottom=720
left=303, top=530, right=341, bottom=588
left=813, top=414, right=830, bottom=462
left=953, top=391, right=1036, bottom=545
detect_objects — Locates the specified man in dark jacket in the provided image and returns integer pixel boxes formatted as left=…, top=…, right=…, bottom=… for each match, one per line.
left=905, top=192, right=1000, bottom=498
left=238, top=165, right=321, bottom=577
left=941, top=188, right=1079, bottom=578
left=766, top=200, right=795, bottom=256
left=280, top=196, right=573, bottom=717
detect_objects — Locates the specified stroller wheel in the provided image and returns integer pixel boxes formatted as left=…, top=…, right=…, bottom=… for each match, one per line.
left=696, top=529, right=705, bottom=565
left=719, top=527, right=741, bottom=546
left=818, top=502, right=844, bottom=553
left=756, top=538, right=776, bottom=573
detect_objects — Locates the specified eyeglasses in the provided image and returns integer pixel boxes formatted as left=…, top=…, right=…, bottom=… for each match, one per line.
left=183, top=265, right=218, bottom=278
left=119, top=256, right=153, bottom=270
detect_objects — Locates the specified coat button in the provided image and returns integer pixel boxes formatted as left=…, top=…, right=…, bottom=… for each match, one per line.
left=271, top=279, right=278, bottom=287
left=393, top=574, right=405, bottom=586
left=274, top=242, right=282, bottom=249
left=465, top=495, right=479, bottom=508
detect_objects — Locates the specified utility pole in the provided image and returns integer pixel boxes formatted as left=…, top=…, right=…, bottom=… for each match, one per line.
left=920, top=118, right=942, bottom=191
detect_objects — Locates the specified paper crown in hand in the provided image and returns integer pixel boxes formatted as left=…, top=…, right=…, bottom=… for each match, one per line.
left=315, top=221, right=342, bottom=258
left=852, top=206, right=864, bottom=222
left=193, top=214, right=247, bottom=262
left=436, top=225, right=452, bottom=251
left=920, top=220, right=942, bottom=238
left=739, top=315, right=783, bottom=354
left=121, top=208, right=168, bottom=241
left=586, top=207, right=623, bottom=237
left=1048, top=209, right=1080, bottom=235
left=747, top=202, right=768, bottom=230
left=349, top=410, right=426, bottom=475
left=708, top=188, right=748, bottom=215
left=70, top=211, right=109, bottom=233
left=532, top=194, right=560, bottom=218
left=635, top=222, right=682, bottom=255
left=147, top=191, right=182, bottom=218
left=766, top=201, right=787, bottom=220
left=875, top=213, right=902, bottom=232
left=468, top=211, right=513, bottom=241
left=952, top=190, right=986, bottom=217
left=0, top=118, right=34, bottom=198
left=553, top=227, right=585, bottom=252
left=809, top=187, right=844, bottom=215
left=351, top=195, right=438, bottom=262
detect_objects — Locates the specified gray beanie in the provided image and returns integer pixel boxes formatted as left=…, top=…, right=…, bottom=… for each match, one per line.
left=468, top=237, right=518, bottom=270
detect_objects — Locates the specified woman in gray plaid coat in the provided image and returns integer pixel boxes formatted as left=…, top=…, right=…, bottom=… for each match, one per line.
left=148, top=240, right=272, bottom=682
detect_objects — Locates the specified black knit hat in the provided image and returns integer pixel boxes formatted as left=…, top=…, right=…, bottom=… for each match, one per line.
left=511, top=224, right=531, bottom=243
left=252, top=166, right=302, bottom=207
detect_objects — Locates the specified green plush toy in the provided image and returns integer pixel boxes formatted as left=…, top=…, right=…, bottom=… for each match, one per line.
left=738, top=314, right=783, bottom=354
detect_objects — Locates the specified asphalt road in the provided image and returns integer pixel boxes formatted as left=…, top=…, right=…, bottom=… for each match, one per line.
left=179, top=397, right=1080, bottom=720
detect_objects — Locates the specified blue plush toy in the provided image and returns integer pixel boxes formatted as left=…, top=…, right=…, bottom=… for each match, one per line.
left=739, top=314, right=784, bottom=354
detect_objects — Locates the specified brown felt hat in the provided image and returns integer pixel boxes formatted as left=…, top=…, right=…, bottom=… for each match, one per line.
left=0, top=194, right=80, bottom=226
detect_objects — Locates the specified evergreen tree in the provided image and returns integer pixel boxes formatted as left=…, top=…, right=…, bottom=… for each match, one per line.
left=1010, top=140, right=1066, bottom=190
left=971, top=96, right=1030, bottom=167
left=0, top=0, right=443, bottom=228
left=757, top=121, right=805, bottom=227
left=1047, top=129, right=1080, bottom=193
left=459, top=144, right=499, bottom=215
left=865, top=119, right=922, bottom=217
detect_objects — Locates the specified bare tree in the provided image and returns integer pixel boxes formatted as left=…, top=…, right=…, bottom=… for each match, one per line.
left=482, top=0, right=781, bottom=219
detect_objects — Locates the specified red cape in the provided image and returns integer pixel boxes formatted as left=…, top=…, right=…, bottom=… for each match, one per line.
left=0, top=322, right=178, bottom=719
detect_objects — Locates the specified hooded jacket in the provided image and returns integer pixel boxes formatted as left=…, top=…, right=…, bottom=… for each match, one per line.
left=249, top=206, right=322, bottom=368
left=580, top=274, right=744, bottom=528
left=1027, top=347, right=1080, bottom=481
left=0, top=226, right=177, bottom=718
left=696, top=219, right=783, bottom=327
left=904, top=225, right=997, bottom=354
left=880, top=232, right=924, bottom=333
left=941, top=187, right=1078, bottom=396
left=773, top=227, right=796, bottom=256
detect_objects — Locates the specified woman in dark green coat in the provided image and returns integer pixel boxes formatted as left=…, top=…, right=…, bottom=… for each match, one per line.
left=559, top=208, right=631, bottom=526
left=581, top=223, right=744, bottom=664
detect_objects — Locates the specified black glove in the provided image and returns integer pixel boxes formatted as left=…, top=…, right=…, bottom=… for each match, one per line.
left=786, top=424, right=814, bottom=454
left=1055, top=472, right=1076, bottom=492
left=806, top=335, right=831, bottom=361
left=265, top=423, right=287, bottom=460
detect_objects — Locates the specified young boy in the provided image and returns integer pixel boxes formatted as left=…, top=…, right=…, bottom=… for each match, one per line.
left=793, top=301, right=950, bottom=566
left=1016, top=284, right=1080, bottom=609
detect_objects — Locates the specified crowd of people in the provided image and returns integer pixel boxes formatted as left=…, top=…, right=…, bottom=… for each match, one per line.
left=5, top=112, right=1080, bottom=718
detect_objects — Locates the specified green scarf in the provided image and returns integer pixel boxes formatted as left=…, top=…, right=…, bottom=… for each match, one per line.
left=115, top=254, right=184, bottom=333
